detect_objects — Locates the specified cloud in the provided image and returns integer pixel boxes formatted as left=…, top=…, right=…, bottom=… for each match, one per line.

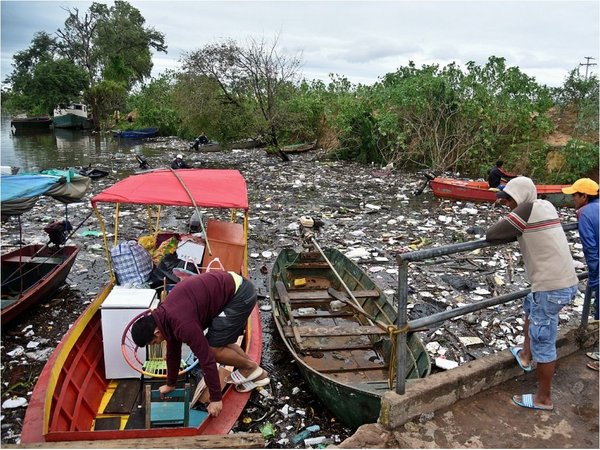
left=1, top=1, right=598, bottom=88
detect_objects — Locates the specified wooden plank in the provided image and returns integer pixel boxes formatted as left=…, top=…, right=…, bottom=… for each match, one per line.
left=93, top=417, right=122, bottom=431
left=275, top=281, right=304, bottom=349
left=286, top=289, right=380, bottom=300
left=6, top=433, right=265, bottom=448
left=103, top=379, right=141, bottom=414
left=298, top=342, right=375, bottom=351
left=284, top=325, right=387, bottom=337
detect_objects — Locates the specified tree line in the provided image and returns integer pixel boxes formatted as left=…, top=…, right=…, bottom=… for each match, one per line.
left=2, top=1, right=598, bottom=183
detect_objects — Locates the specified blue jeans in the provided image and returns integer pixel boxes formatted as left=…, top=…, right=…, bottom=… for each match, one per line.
left=524, top=285, right=578, bottom=363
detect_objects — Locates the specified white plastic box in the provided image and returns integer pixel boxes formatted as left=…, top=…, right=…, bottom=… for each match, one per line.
left=101, top=286, right=159, bottom=379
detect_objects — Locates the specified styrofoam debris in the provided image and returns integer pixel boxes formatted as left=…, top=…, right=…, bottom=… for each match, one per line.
left=2, top=397, right=27, bottom=409
left=435, top=357, right=459, bottom=370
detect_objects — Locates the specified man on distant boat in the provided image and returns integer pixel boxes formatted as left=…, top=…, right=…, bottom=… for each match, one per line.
left=486, top=176, right=578, bottom=411
left=487, top=160, right=518, bottom=189
left=190, top=133, right=210, bottom=150
left=171, top=153, right=191, bottom=169
left=131, top=271, right=269, bottom=418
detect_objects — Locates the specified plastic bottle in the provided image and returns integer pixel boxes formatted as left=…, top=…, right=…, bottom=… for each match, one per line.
left=189, top=210, right=202, bottom=233
left=290, top=425, right=320, bottom=444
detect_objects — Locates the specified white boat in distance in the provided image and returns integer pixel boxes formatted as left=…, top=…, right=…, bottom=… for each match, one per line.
left=53, top=103, right=91, bottom=129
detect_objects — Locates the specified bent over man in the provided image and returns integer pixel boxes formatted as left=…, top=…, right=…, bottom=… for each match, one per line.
left=131, top=271, right=268, bottom=418
left=486, top=176, right=578, bottom=411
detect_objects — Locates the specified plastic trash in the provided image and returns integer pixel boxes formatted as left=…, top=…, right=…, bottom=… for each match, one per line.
left=304, top=436, right=326, bottom=446
left=260, top=422, right=276, bottom=439
left=80, top=230, right=102, bottom=237
left=291, top=424, right=320, bottom=444
left=189, top=210, right=202, bottom=233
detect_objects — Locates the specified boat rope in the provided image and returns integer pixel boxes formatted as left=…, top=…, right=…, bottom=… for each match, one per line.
left=168, top=168, right=212, bottom=256
left=386, top=324, right=410, bottom=390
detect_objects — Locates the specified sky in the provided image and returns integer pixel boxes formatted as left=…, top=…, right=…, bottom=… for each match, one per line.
left=1, top=0, right=599, bottom=88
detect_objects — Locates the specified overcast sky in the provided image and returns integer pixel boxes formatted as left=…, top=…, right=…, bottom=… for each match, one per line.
left=1, top=0, right=599, bottom=87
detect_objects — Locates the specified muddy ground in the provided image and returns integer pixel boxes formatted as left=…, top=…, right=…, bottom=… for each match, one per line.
left=0, top=139, right=588, bottom=447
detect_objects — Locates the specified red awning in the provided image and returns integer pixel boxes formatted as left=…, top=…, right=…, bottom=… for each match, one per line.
left=91, top=169, right=248, bottom=210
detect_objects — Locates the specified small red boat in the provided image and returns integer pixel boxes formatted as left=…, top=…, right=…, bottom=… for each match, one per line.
left=430, top=177, right=573, bottom=207
left=21, top=169, right=262, bottom=444
left=1, top=244, right=79, bottom=325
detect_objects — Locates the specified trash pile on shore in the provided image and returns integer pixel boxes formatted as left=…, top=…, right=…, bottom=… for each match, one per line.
left=0, top=139, right=586, bottom=446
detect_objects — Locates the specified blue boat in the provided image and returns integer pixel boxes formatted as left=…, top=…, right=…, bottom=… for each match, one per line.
left=114, top=127, right=159, bottom=139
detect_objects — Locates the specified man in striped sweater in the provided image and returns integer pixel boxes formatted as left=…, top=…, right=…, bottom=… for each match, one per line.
left=486, top=176, right=578, bottom=411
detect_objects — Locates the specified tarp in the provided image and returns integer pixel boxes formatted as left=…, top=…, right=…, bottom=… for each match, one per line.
left=91, top=169, right=248, bottom=210
left=1, top=175, right=62, bottom=202
left=1, top=173, right=91, bottom=216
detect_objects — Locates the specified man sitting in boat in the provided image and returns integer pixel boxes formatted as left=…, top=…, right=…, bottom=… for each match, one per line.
left=190, top=133, right=210, bottom=150
left=171, top=154, right=191, bottom=169
left=131, top=271, right=269, bottom=418
left=487, top=160, right=518, bottom=189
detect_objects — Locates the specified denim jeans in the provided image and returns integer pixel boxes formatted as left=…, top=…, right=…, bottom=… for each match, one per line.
left=524, top=285, right=578, bottom=363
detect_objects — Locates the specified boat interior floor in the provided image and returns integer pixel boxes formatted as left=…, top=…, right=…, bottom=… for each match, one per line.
left=279, top=278, right=391, bottom=392
left=92, top=377, right=208, bottom=431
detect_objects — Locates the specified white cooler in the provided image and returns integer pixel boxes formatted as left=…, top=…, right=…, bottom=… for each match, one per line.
left=101, top=287, right=159, bottom=379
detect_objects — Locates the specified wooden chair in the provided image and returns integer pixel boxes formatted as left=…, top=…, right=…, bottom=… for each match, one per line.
left=201, top=219, right=245, bottom=273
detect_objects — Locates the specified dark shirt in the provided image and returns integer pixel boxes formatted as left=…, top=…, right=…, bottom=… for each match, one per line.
left=151, top=271, right=236, bottom=401
left=171, top=159, right=191, bottom=169
left=487, top=166, right=516, bottom=188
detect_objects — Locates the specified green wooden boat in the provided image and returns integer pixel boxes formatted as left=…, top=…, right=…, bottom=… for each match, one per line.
left=270, top=247, right=431, bottom=428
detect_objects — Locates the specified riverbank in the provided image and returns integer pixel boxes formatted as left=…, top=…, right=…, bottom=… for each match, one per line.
left=0, top=140, right=590, bottom=446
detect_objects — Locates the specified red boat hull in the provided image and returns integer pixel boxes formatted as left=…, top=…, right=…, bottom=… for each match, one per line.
left=430, top=177, right=573, bottom=206
left=20, top=282, right=262, bottom=443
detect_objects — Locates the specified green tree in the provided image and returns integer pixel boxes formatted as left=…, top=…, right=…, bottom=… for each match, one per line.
left=3, top=32, right=87, bottom=115
left=181, top=36, right=302, bottom=154
left=128, top=72, right=181, bottom=135
left=84, top=80, right=128, bottom=130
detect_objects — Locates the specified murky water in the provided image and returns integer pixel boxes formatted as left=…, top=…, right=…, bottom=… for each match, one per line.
left=1, top=114, right=171, bottom=173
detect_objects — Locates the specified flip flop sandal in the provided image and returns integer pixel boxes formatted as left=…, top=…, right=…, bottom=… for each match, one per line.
left=587, top=362, right=599, bottom=371
left=224, top=366, right=263, bottom=385
left=235, top=377, right=271, bottom=393
left=510, top=347, right=534, bottom=372
left=586, top=352, right=599, bottom=361
left=512, top=394, right=553, bottom=411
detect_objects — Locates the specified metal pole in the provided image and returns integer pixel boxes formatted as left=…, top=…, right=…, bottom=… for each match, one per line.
left=397, top=223, right=578, bottom=263
left=408, top=272, right=588, bottom=331
left=396, top=260, right=409, bottom=394
left=580, top=284, right=592, bottom=328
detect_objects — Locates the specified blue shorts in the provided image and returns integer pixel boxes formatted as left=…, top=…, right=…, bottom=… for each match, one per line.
left=524, top=285, right=577, bottom=363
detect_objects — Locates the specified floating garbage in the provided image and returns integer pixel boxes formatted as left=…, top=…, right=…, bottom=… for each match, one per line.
left=2, top=397, right=28, bottom=409
left=259, top=422, right=276, bottom=439
left=291, top=424, right=320, bottom=444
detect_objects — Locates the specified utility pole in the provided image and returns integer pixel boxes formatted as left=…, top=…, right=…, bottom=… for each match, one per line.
left=579, top=56, right=597, bottom=79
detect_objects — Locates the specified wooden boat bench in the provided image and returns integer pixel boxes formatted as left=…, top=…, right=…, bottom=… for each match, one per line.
left=283, top=324, right=387, bottom=338
left=285, top=289, right=380, bottom=304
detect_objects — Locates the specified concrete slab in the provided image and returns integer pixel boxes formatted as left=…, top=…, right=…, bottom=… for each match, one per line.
left=338, top=324, right=598, bottom=448
left=393, top=349, right=599, bottom=448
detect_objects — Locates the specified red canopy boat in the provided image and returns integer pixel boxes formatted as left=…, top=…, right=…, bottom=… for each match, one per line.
left=21, top=169, right=262, bottom=444
left=430, top=177, right=573, bottom=207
